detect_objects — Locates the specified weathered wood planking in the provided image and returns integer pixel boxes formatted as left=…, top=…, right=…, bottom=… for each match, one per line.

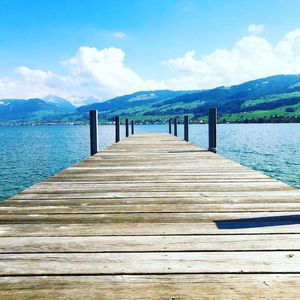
left=1, top=275, right=300, bottom=300
left=0, top=133, right=300, bottom=299
left=1, top=234, right=300, bottom=253
left=0, top=251, right=299, bottom=275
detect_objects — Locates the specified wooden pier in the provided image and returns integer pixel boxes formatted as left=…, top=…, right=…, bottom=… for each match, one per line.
left=1, top=133, right=300, bottom=299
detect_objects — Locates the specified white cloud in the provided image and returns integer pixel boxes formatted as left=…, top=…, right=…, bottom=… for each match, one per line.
left=0, top=46, right=164, bottom=105
left=62, top=46, right=148, bottom=99
left=1, top=26, right=300, bottom=105
left=164, top=27, right=300, bottom=90
left=0, top=66, right=72, bottom=101
left=248, top=24, right=264, bottom=35
left=112, top=31, right=127, bottom=39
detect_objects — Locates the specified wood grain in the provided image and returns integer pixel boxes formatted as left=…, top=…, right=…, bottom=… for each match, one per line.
left=1, top=274, right=300, bottom=300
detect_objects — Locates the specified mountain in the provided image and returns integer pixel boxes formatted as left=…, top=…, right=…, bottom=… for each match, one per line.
left=59, top=90, right=196, bottom=122
left=0, top=74, right=300, bottom=123
left=73, top=74, right=300, bottom=123
left=0, top=98, right=76, bottom=122
left=43, top=95, right=76, bottom=112
left=77, top=90, right=195, bottom=113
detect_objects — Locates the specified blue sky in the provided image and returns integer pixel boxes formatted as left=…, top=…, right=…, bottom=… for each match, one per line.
left=0, top=0, right=300, bottom=104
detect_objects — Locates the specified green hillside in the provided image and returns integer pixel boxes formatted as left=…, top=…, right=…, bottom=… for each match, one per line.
left=1, top=74, right=300, bottom=123
left=74, top=74, right=300, bottom=123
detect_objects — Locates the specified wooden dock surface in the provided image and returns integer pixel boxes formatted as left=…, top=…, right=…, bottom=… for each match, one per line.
left=1, top=133, right=300, bottom=299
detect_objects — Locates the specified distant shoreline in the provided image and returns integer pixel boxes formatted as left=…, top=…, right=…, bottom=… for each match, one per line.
left=0, top=121, right=299, bottom=126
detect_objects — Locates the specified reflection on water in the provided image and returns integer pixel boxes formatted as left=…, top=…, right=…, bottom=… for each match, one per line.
left=0, top=123, right=299, bottom=200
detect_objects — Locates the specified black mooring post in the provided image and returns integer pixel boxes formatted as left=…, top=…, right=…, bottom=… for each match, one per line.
left=174, top=117, right=178, bottom=136
left=125, top=118, right=129, bottom=137
left=115, top=116, right=120, bottom=143
left=168, top=119, right=172, bottom=134
left=131, top=120, right=134, bottom=134
left=184, top=115, right=189, bottom=141
left=208, top=108, right=217, bottom=153
left=89, top=110, right=98, bottom=156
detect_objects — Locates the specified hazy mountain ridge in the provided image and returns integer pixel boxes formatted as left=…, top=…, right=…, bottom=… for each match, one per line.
left=0, top=74, right=300, bottom=123
left=0, top=97, right=76, bottom=122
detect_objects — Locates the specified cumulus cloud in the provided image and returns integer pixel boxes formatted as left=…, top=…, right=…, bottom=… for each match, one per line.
left=62, top=46, right=148, bottom=100
left=164, top=27, right=300, bottom=90
left=0, top=66, right=71, bottom=100
left=1, top=26, right=300, bottom=105
left=0, top=46, right=164, bottom=105
left=248, top=24, right=264, bottom=35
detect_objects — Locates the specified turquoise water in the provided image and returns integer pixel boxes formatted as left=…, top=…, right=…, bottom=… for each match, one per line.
left=0, top=123, right=299, bottom=200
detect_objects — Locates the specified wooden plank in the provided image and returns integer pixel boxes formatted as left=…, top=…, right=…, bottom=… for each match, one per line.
left=2, top=203, right=300, bottom=213
left=30, top=182, right=286, bottom=189
left=0, top=251, right=299, bottom=275
left=12, top=190, right=300, bottom=200
left=2, top=222, right=300, bottom=237
left=45, top=177, right=274, bottom=183
left=1, top=274, right=299, bottom=299
left=20, top=184, right=292, bottom=194
left=4, top=195, right=300, bottom=206
left=63, top=167, right=257, bottom=174
left=1, top=211, right=300, bottom=223
left=1, top=234, right=300, bottom=253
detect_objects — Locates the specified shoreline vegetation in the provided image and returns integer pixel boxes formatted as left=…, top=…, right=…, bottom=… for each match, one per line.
left=0, top=116, right=299, bottom=127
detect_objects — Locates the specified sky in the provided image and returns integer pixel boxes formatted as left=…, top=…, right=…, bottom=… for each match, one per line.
left=0, top=0, right=300, bottom=105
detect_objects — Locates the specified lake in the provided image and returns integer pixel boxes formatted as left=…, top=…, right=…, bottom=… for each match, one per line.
left=0, top=123, right=299, bottom=201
